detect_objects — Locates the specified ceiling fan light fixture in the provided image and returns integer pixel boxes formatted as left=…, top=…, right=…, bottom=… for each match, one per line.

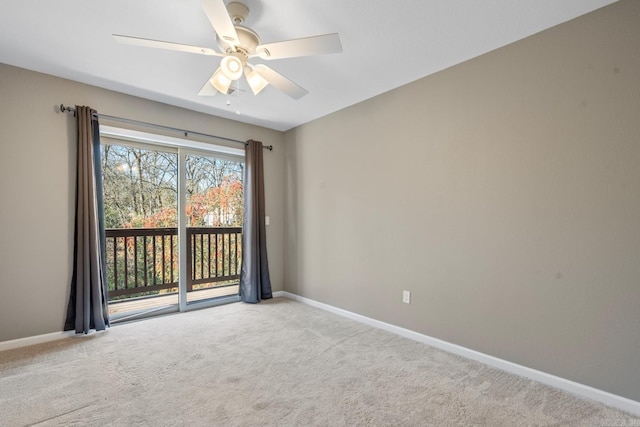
left=220, top=55, right=243, bottom=80
left=210, top=67, right=232, bottom=94
left=245, top=66, right=269, bottom=95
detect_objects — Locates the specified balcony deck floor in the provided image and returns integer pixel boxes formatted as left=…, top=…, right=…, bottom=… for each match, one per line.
left=108, top=285, right=239, bottom=316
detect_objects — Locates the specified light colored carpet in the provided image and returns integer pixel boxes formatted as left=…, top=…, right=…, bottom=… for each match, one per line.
left=0, top=298, right=636, bottom=426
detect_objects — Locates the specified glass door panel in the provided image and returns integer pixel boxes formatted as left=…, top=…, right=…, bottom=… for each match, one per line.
left=185, top=153, right=244, bottom=304
left=101, top=141, right=179, bottom=320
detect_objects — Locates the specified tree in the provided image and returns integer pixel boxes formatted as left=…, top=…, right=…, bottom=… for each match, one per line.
left=101, top=143, right=243, bottom=229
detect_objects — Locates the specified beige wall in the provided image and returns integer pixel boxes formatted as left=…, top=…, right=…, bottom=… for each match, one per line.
left=0, top=63, right=285, bottom=342
left=284, top=0, right=640, bottom=401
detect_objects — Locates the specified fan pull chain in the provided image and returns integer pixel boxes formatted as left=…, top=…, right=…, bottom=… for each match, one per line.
left=235, top=79, right=241, bottom=115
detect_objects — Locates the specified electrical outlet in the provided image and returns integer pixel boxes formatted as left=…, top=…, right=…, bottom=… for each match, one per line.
left=402, top=290, right=411, bottom=304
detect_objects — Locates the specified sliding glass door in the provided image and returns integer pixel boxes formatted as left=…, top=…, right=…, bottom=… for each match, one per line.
left=101, top=136, right=244, bottom=320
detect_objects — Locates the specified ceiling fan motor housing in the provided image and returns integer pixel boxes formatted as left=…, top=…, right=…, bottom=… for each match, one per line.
left=218, top=26, right=260, bottom=58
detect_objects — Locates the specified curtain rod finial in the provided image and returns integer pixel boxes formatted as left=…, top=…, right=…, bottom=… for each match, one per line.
left=60, top=104, right=74, bottom=113
left=59, top=104, right=77, bottom=117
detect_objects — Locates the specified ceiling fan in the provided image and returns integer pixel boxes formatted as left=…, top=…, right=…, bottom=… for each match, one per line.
left=113, top=0, right=342, bottom=100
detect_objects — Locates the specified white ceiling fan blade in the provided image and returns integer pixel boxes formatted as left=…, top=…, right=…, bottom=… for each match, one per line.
left=202, top=0, right=239, bottom=48
left=255, top=33, right=342, bottom=60
left=251, top=64, right=308, bottom=100
left=113, top=34, right=222, bottom=56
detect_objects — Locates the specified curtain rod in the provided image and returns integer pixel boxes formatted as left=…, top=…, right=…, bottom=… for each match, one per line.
left=58, top=104, right=272, bottom=151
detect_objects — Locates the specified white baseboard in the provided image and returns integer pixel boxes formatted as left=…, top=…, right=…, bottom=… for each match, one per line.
left=0, top=330, right=76, bottom=353
left=279, top=291, right=640, bottom=416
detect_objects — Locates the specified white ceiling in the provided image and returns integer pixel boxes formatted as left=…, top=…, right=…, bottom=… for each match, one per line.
left=0, top=0, right=618, bottom=131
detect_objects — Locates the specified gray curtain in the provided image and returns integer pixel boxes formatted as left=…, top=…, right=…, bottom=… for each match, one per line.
left=239, top=140, right=273, bottom=303
left=64, top=106, right=110, bottom=333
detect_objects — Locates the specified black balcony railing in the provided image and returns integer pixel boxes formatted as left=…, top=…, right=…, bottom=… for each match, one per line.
left=105, top=227, right=242, bottom=300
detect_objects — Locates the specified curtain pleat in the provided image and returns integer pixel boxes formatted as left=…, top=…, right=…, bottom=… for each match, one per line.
left=239, top=140, right=273, bottom=303
left=64, top=106, right=109, bottom=333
